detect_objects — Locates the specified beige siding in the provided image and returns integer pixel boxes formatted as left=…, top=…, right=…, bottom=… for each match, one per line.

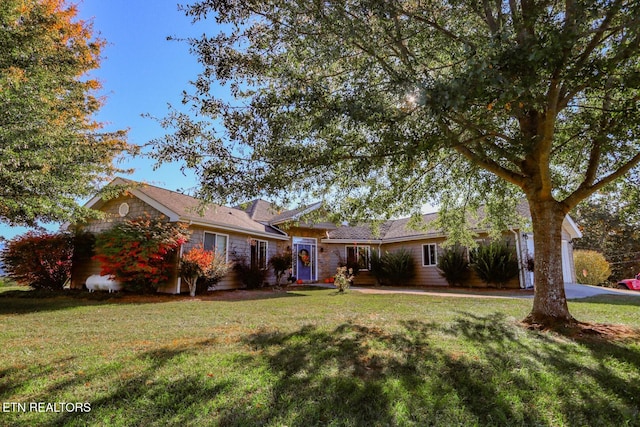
left=383, top=240, right=450, bottom=287
left=181, top=226, right=287, bottom=291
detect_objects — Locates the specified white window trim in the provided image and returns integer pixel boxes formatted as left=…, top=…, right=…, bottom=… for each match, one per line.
left=422, top=243, right=438, bottom=267
left=251, top=239, right=269, bottom=270
left=346, top=245, right=371, bottom=271
left=203, top=231, right=229, bottom=262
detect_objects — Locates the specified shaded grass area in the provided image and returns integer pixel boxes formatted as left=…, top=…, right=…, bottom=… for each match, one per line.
left=0, top=288, right=639, bottom=426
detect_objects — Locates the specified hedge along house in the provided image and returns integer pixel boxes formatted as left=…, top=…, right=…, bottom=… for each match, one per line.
left=71, top=178, right=582, bottom=293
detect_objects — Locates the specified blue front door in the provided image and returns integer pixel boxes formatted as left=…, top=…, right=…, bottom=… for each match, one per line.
left=293, top=238, right=316, bottom=282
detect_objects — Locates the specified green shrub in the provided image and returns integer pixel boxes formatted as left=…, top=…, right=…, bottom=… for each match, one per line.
left=370, top=250, right=384, bottom=285
left=370, top=249, right=416, bottom=286
left=471, top=242, right=520, bottom=288
left=269, top=251, right=292, bottom=286
left=233, top=258, right=268, bottom=289
left=574, top=250, right=611, bottom=286
left=437, top=245, right=471, bottom=286
left=0, top=231, right=74, bottom=290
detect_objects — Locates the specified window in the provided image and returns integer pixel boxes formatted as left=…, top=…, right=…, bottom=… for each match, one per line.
left=251, top=240, right=268, bottom=270
left=422, top=243, right=438, bottom=266
left=203, top=232, right=228, bottom=260
left=346, top=245, right=371, bottom=270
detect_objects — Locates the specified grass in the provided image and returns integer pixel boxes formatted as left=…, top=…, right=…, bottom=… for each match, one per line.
left=0, top=287, right=639, bottom=426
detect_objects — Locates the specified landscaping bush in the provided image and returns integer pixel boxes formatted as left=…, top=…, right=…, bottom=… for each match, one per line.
left=381, top=249, right=416, bottom=286
left=437, top=245, right=471, bottom=286
left=93, top=215, right=189, bottom=293
left=0, top=231, right=73, bottom=290
left=180, top=246, right=231, bottom=296
left=574, top=250, right=611, bottom=286
left=370, top=249, right=416, bottom=286
left=334, top=266, right=354, bottom=293
left=233, top=258, right=268, bottom=289
left=269, top=250, right=292, bottom=286
left=471, top=242, right=520, bottom=288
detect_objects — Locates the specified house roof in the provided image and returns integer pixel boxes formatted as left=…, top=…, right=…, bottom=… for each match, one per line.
left=268, top=201, right=324, bottom=225
left=325, top=204, right=582, bottom=243
left=241, top=200, right=338, bottom=230
left=238, top=199, right=280, bottom=222
left=325, top=213, right=440, bottom=242
left=85, top=178, right=288, bottom=240
left=87, top=178, right=581, bottom=243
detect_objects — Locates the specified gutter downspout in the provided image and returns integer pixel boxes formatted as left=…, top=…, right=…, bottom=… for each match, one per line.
left=176, top=242, right=184, bottom=294
left=510, top=229, right=525, bottom=289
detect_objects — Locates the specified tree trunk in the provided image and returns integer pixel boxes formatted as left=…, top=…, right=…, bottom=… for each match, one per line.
left=187, top=276, right=198, bottom=297
left=523, top=198, right=577, bottom=327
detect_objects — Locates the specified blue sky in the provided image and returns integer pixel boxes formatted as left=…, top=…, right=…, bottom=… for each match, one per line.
left=1, top=0, right=213, bottom=240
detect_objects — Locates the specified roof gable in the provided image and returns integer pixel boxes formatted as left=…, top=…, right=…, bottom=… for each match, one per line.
left=86, top=179, right=288, bottom=239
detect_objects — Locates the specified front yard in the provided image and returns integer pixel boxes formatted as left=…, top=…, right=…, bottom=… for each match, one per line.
left=1, top=287, right=639, bottom=426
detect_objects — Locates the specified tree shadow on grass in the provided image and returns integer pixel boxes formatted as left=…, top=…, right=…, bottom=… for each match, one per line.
left=2, top=315, right=639, bottom=426
left=220, top=314, right=640, bottom=426
left=448, top=312, right=640, bottom=425
left=0, top=288, right=304, bottom=315
left=1, top=338, right=236, bottom=427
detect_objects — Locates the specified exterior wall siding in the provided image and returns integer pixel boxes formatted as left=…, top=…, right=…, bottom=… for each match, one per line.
left=181, top=227, right=285, bottom=291
left=72, top=193, right=292, bottom=293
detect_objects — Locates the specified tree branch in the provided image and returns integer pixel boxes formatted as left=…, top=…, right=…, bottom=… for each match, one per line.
left=453, top=144, right=526, bottom=187
left=564, top=151, right=640, bottom=210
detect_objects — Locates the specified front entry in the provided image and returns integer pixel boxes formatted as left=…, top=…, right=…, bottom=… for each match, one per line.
left=293, top=237, right=317, bottom=282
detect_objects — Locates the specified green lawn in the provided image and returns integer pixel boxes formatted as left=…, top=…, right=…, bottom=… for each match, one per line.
left=0, top=287, right=639, bottom=426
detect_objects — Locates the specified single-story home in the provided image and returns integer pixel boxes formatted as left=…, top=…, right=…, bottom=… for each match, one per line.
left=70, top=178, right=582, bottom=293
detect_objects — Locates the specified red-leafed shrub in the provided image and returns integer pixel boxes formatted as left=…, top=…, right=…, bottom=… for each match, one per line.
left=180, top=246, right=231, bottom=296
left=93, top=215, right=190, bottom=293
left=0, top=231, right=74, bottom=290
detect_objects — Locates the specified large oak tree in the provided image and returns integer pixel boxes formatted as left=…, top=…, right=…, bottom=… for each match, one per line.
left=152, top=0, right=640, bottom=327
left=0, top=0, right=133, bottom=226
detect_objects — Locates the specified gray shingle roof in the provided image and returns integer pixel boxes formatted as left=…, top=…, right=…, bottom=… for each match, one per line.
left=238, top=199, right=280, bottom=222
left=108, top=179, right=285, bottom=237
left=100, top=178, right=544, bottom=243
left=326, top=213, right=441, bottom=241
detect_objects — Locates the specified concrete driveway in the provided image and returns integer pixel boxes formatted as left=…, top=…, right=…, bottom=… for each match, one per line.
left=563, top=283, right=639, bottom=299
left=314, top=283, right=639, bottom=300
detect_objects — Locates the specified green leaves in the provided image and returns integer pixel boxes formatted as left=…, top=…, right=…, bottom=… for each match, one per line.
left=0, top=0, right=134, bottom=226
left=156, top=0, right=639, bottom=221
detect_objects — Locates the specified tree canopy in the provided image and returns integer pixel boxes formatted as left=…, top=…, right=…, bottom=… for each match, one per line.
left=0, top=0, right=133, bottom=226
left=152, top=0, right=640, bottom=327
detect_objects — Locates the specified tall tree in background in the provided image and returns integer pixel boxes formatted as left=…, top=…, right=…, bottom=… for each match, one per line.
left=0, top=0, right=133, bottom=226
left=152, top=0, right=640, bottom=328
